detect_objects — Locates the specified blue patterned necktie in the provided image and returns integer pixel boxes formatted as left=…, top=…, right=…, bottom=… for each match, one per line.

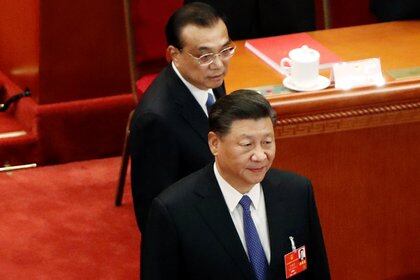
left=206, top=92, right=215, bottom=113
left=239, top=195, right=268, bottom=280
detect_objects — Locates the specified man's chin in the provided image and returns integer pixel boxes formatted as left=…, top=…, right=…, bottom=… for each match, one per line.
left=206, top=76, right=224, bottom=88
left=246, top=168, right=269, bottom=183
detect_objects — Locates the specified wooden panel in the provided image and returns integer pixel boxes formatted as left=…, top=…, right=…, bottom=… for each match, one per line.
left=275, top=121, right=419, bottom=279
left=269, top=80, right=420, bottom=279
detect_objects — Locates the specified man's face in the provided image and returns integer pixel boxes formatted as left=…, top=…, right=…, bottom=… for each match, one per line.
left=209, top=117, right=276, bottom=191
left=170, top=19, right=232, bottom=90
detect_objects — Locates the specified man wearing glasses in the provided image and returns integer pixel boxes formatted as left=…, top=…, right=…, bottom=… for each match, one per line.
left=130, top=2, right=235, bottom=231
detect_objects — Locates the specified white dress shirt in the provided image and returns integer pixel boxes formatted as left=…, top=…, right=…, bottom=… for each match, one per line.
left=213, top=163, right=271, bottom=263
left=172, top=62, right=215, bottom=116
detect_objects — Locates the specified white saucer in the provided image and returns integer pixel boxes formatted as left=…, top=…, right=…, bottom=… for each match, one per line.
left=283, top=76, right=331, bottom=92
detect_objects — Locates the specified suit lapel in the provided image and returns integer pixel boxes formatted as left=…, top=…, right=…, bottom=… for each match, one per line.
left=179, top=100, right=209, bottom=142
left=167, top=66, right=226, bottom=142
left=194, top=165, right=254, bottom=280
left=262, top=172, right=290, bottom=279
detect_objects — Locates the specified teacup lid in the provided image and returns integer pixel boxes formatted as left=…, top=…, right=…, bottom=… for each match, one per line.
left=289, top=45, right=320, bottom=62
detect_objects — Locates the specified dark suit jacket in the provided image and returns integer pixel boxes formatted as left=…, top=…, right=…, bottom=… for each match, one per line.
left=129, top=65, right=226, bottom=231
left=141, top=164, right=330, bottom=280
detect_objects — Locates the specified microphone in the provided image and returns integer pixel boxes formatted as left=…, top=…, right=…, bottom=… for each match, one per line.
left=0, top=87, right=31, bottom=112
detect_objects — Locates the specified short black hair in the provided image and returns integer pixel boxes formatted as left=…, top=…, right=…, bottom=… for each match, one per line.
left=165, top=2, right=226, bottom=49
left=209, top=89, right=277, bottom=137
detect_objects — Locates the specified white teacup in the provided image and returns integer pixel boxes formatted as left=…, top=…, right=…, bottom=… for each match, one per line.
left=280, top=45, right=320, bottom=88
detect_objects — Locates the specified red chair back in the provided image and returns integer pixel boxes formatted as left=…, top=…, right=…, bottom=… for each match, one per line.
left=135, top=73, right=158, bottom=103
left=131, top=0, right=183, bottom=65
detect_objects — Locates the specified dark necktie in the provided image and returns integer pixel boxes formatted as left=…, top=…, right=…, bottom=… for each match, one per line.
left=206, top=92, right=215, bottom=113
left=239, top=195, right=268, bottom=280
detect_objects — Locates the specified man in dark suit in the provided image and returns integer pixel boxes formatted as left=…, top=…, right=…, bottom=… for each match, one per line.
left=141, top=90, right=330, bottom=280
left=130, top=3, right=235, bottom=231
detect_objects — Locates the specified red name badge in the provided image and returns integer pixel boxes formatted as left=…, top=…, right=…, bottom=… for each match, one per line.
left=284, top=245, right=307, bottom=279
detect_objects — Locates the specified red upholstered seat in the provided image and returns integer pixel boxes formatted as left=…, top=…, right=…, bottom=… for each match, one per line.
left=135, top=73, right=158, bottom=101
left=131, top=0, right=183, bottom=75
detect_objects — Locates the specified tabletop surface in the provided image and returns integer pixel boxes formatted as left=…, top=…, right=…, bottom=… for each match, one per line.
left=225, top=20, right=420, bottom=93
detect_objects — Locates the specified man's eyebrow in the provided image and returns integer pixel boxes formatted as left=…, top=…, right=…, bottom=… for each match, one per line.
left=238, top=132, right=273, bottom=138
left=197, top=46, right=212, bottom=52
left=197, top=39, right=232, bottom=53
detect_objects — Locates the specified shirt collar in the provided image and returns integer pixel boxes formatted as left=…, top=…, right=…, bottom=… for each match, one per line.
left=172, top=62, right=213, bottom=109
left=213, top=163, right=262, bottom=213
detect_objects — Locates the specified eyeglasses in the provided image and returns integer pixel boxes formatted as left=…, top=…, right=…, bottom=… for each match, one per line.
left=186, top=45, right=236, bottom=66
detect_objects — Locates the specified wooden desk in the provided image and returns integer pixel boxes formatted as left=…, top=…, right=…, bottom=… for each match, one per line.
left=226, top=21, right=420, bottom=91
left=227, top=21, right=420, bottom=280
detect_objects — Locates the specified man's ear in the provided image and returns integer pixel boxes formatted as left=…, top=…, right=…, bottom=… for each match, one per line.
left=208, top=131, right=220, bottom=156
left=167, top=45, right=179, bottom=63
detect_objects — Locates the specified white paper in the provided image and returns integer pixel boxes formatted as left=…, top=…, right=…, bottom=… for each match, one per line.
left=332, top=58, right=385, bottom=90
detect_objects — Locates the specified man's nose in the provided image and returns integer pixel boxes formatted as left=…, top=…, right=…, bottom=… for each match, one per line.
left=210, top=54, right=224, bottom=68
left=251, top=146, right=267, bottom=162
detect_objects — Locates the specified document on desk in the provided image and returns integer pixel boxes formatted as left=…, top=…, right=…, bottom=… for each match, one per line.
left=245, top=33, right=341, bottom=73
left=387, top=66, right=420, bottom=80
